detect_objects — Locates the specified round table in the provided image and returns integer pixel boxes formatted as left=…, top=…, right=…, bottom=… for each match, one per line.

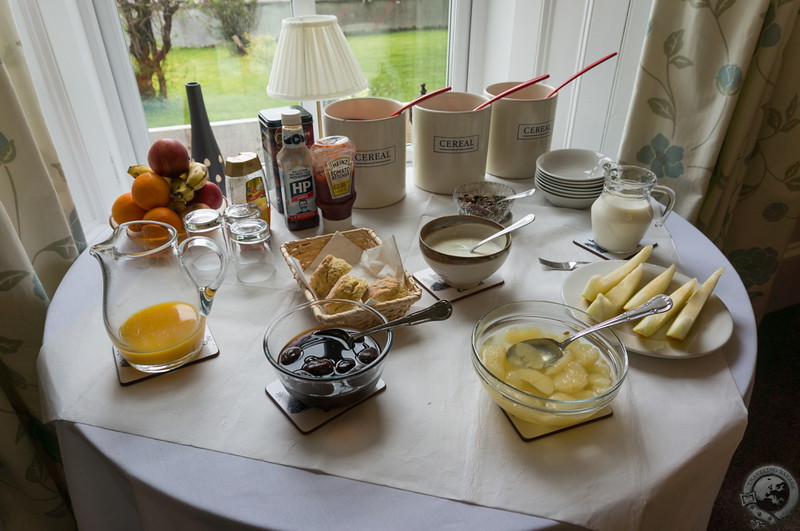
left=41, top=178, right=754, bottom=530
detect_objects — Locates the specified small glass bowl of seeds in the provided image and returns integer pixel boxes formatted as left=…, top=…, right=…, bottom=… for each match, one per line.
left=453, top=181, right=517, bottom=223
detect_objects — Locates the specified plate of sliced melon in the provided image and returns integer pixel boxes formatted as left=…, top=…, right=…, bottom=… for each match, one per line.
left=561, top=259, right=733, bottom=358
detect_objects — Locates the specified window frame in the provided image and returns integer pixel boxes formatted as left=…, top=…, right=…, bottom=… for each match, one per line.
left=10, top=0, right=650, bottom=241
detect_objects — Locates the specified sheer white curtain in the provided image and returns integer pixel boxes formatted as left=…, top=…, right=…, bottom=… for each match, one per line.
left=619, top=0, right=800, bottom=321
left=0, top=0, right=80, bottom=527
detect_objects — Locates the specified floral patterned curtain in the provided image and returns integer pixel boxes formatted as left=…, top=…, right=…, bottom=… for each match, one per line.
left=0, top=0, right=80, bottom=527
left=619, top=0, right=800, bottom=321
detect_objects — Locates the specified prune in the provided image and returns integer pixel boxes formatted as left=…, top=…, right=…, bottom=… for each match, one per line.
left=278, top=328, right=382, bottom=379
left=357, top=347, right=379, bottom=364
left=335, top=358, right=356, bottom=374
left=302, top=357, right=335, bottom=376
left=279, top=346, right=302, bottom=365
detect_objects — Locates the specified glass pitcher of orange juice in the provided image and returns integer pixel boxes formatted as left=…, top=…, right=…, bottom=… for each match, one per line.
left=90, top=220, right=227, bottom=373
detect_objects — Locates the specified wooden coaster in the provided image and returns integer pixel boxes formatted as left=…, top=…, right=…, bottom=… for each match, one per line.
left=503, top=406, right=613, bottom=441
left=265, top=379, right=387, bottom=434
left=413, top=268, right=504, bottom=302
left=113, top=326, right=219, bottom=386
left=573, top=235, right=658, bottom=260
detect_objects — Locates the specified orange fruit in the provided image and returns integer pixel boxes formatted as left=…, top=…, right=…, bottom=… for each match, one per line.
left=143, top=206, right=184, bottom=233
left=111, top=192, right=147, bottom=225
left=131, top=172, right=171, bottom=210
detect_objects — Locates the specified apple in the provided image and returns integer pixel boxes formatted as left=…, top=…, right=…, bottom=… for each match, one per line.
left=192, top=181, right=223, bottom=210
left=148, top=138, right=190, bottom=177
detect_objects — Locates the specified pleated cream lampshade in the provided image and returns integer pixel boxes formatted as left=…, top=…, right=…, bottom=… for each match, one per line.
left=267, top=15, right=368, bottom=101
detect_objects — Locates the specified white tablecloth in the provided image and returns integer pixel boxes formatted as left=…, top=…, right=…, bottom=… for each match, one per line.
left=40, top=177, right=754, bottom=530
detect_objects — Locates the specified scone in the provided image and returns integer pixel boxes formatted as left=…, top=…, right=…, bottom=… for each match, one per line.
left=325, top=274, right=369, bottom=313
left=365, top=277, right=407, bottom=302
left=309, top=255, right=351, bottom=298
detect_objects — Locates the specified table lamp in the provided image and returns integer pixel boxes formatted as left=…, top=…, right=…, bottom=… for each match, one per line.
left=267, top=15, right=368, bottom=137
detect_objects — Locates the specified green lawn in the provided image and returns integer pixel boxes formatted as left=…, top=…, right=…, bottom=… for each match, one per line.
left=144, top=29, right=448, bottom=128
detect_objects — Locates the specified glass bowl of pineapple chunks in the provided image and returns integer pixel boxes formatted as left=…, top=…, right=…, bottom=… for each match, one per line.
left=471, top=300, right=628, bottom=427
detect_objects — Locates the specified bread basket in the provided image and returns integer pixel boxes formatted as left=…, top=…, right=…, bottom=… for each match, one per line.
left=280, top=228, right=422, bottom=327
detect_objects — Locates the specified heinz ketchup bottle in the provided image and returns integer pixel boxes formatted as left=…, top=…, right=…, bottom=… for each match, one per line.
left=311, top=136, right=357, bottom=233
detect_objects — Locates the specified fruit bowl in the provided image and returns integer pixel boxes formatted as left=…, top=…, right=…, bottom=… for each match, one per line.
left=471, top=300, right=628, bottom=427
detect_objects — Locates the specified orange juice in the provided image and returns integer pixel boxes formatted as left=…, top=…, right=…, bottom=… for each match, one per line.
left=115, top=302, right=205, bottom=367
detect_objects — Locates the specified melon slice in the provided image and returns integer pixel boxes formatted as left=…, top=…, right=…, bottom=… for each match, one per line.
left=666, top=267, right=724, bottom=340
left=586, top=293, right=613, bottom=321
left=581, top=245, right=653, bottom=301
left=633, top=278, right=698, bottom=337
left=623, top=263, right=676, bottom=310
left=586, top=263, right=644, bottom=319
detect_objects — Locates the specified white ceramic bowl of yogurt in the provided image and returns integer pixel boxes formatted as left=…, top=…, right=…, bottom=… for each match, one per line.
left=419, top=215, right=511, bottom=289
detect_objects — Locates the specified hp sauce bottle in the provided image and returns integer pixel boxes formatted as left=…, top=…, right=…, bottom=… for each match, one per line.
left=277, top=109, right=319, bottom=231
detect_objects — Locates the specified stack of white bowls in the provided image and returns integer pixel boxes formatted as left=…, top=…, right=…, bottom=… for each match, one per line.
left=535, top=149, right=614, bottom=208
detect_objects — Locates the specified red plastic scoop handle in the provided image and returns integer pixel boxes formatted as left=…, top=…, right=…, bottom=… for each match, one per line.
left=472, top=74, right=551, bottom=111
left=390, top=87, right=453, bottom=117
left=546, top=52, right=618, bottom=98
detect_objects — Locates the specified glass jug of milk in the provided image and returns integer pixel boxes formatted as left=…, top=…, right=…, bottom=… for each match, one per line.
left=590, top=164, right=676, bottom=253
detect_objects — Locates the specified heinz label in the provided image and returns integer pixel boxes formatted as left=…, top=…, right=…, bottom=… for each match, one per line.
left=323, top=157, right=354, bottom=199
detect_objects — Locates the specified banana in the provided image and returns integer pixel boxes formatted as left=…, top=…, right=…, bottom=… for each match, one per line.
left=170, top=178, right=195, bottom=202
left=189, top=173, right=209, bottom=191
left=166, top=200, right=188, bottom=214
left=184, top=161, right=209, bottom=190
left=127, top=164, right=153, bottom=178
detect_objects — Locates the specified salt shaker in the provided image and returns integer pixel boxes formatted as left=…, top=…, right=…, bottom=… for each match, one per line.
left=228, top=218, right=275, bottom=284
left=183, top=208, right=228, bottom=268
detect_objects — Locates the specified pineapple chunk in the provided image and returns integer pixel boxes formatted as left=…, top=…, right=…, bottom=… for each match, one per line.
left=553, top=362, right=589, bottom=393
left=623, top=263, right=676, bottom=310
left=633, top=278, right=698, bottom=337
left=480, top=344, right=508, bottom=379
left=666, top=267, right=724, bottom=340
left=510, top=368, right=555, bottom=396
left=581, top=245, right=653, bottom=301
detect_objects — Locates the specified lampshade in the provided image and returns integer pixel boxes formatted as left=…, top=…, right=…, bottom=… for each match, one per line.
left=267, top=15, right=368, bottom=101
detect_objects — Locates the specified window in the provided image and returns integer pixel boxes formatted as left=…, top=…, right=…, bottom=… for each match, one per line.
left=112, top=0, right=450, bottom=162
left=9, top=0, right=650, bottom=240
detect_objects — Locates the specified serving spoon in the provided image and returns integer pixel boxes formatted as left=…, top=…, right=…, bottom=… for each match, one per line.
left=506, top=294, right=672, bottom=369
left=313, top=300, right=453, bottom=349
left=468, top=213, right=535, bottom=253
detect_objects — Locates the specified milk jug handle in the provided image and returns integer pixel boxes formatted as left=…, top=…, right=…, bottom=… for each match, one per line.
left=179, top=236, right=227, bottom=315
left=652, top=185, right=676, bottom=228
